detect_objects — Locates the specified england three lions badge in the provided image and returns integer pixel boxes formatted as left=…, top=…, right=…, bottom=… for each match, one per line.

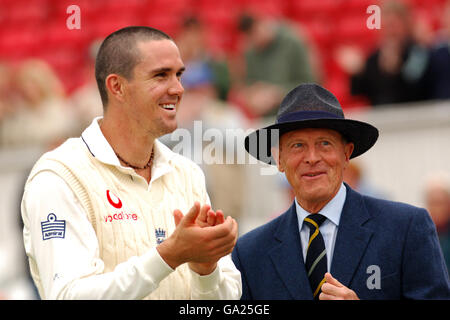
left=155, top=228, right=166, bottom=244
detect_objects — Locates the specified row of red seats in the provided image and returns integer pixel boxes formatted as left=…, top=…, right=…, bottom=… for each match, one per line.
left=3, top=0, right=447, bottom=27
left=1, top=0, right=446, bottom=104
left=0, top=10, right=380, bottom=55
left=2, top=0, right=440, bottom=49
left=1, top=0, right=386, bottom=27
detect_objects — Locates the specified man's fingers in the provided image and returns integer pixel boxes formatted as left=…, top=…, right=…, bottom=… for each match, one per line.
left=206, top=210, right=217, bottom=226
left=181, top=201, right=201, bottom=225
left=205, top=223, right=238, bottom=259
left=319, top=292, right=338, bottom=300
left=211, top=216, right=235, bottom=238
left=211, top=218, right=238, bottom=252
left=198, top=204, right=211, bottom=224
left=228, top=218, right=238, bottom=249
left=321, top=282, right=340, bottom=297
left=222, top=218, right=238, bottom=255
left=321, top=273, right=343, bottom=297
left=325, top=272, right=343, bottom=287
left=321, top=273, right=359, bottom=300
left=174, top=203, right=232, bottom=231
left=230, top=217, right=238, bottom=239
left=215, top=210, right=225, bottom=225
left=182, top=215, right=238, bottom=264
left=173, top=209, right=184, bottom=227
left=199, top=216, right=237, bottom=247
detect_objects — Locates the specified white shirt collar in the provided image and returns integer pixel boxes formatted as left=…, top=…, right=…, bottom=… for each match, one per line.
left=80, top=117, right=174, bottom=182
left=295, top=183, right=346, bottom=227
left=81, top=117, right=119, bottom=167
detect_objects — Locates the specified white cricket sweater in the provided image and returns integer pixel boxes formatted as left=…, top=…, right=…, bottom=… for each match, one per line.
left=21, top=117, right=241, bottom=300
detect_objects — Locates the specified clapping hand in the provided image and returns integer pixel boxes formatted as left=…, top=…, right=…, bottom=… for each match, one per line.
left=157, top=202, right=238, bottom=275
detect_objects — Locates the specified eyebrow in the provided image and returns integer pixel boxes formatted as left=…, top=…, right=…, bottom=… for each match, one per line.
left=284, top=135, right=337, bottom=145
left=150, top=66, right=186, bottom=74
left=316, top=136, right=337, bottom=141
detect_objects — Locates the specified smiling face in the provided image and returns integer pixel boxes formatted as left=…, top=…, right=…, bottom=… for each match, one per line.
left=275, top=128, right=354, bottom=213
left=121, top=39, right=185, bottom=138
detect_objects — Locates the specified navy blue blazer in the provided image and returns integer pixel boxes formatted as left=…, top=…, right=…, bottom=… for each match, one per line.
left=232, top=185, right=450, bottom=299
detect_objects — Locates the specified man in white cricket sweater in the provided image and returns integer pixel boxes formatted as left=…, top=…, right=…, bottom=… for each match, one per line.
left=21, top=26, right=242, bottom=300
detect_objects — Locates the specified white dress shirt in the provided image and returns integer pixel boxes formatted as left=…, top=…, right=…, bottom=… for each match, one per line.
left=295, top=183, right=347, bottom=271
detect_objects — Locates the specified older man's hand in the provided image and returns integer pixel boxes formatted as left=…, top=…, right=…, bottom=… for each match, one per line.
left=319, top=273, right=360, bottom=300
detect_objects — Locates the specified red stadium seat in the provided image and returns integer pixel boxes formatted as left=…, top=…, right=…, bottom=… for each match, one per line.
left=289, top=0, right=340, bottom=22
left=342, top=0, right=381, bottom=14
left=43, top=22, right=91, bottom=49
left=0, top=27, right=44, bottom=59
left=300, top=19, right=333, bottom=52
left=334, top=14, right=380, bottom=50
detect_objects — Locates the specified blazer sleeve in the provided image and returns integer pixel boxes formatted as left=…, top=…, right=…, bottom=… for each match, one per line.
left=402, top=208, right=450, bottom=299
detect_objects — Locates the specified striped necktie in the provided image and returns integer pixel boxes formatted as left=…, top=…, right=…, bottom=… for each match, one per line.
left=304, top=213, right=327, bottom=300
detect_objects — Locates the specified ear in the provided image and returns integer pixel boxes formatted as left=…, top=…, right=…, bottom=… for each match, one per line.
left=343, top=142, right=355, bottom=165
left=271, top=146, right=284, bottom=172
left=105, top=74, right=126, bottom=103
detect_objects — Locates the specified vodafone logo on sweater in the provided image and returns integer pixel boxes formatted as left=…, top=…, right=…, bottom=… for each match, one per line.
left=104, top=190, right=138, bottom=223
left=106, top=190, right=122, bottom=208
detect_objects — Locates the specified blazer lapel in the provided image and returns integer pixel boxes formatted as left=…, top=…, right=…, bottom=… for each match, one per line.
left=268, top=203, right=313, bottom=299
left=330, top=185, right=373, bottom=287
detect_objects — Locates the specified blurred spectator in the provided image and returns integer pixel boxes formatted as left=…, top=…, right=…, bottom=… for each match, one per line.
left=0, top=59, right=76, bottom=148
left=344, top=160, right=386, bottom=199
left=339, top=0, right=430, bottom=106
left=69, top=40, right=103, bottom=133
left=233, top=12, right=316, bottom=118
left=176, top=16, right=231, bottom=101
left=424, top=0, right=450, bottom=100
left=424, top=172, right=450, bottom=273
left=161, top=60, right=248, bottom=223
left=0, top=63, right=15, bottom=122
left=174, top=16, right=249, bottom=222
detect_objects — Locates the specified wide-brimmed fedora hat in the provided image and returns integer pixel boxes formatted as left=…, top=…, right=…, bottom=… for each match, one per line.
left=244, top=83, right=379, bottom=164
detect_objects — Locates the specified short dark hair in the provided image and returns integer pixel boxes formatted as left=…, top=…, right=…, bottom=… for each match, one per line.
left=95, top=26, right=172, bottom=108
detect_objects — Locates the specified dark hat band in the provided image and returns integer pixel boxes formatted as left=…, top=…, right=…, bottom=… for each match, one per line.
left=277, top=110, right=342, bottom=124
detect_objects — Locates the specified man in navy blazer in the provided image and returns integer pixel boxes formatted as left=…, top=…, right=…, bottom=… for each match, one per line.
left=233, top=83, right=450, bottom=299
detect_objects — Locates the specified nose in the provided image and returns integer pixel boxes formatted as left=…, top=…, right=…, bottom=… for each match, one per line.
left=304, top=146, right=321, bottom=165
left=168, top=76, right=184, bottom=97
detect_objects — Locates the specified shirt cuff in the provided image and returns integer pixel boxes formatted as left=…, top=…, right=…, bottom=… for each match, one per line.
left=140, top=247, right=175, bottom=284
left=189, top=265, right=221, bottom=295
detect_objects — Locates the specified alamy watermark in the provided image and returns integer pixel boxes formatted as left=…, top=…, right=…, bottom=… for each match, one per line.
left=366, top=5, right=381, bottom=30
left=66, top=4, right=81, bottom=30
left=366, top=265, right=381, bottom=290
left=168, top=121, right=279, bottom=176
left=66, top=4, right=381, bottom=31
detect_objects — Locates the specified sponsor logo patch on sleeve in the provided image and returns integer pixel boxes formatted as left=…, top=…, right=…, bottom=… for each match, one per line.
left=41, top=213, right=66, bottom=240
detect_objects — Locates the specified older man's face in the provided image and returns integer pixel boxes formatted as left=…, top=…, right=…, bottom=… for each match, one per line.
left=276, top=128, right=354, bottom=212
